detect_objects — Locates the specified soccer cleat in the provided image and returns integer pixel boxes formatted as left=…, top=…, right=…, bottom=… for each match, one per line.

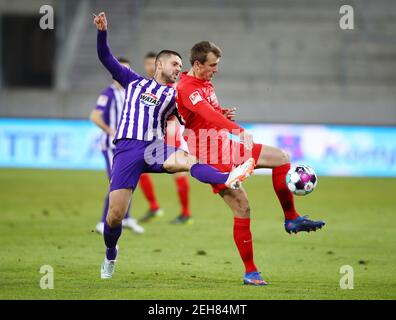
left=243, top=271, right=268, bottom=286
left=95, top=222, right=104, bottom=234
left=225, top=158, right=256, bottom=190
left=122, top=217, right=145, bottom=234
left=170, top=214, right=193, bottom=225
left=101, top=246, right=118, bottom=279
left=139, top=208, right=164, bottom=223
left=101, top=259, right=116, bottom=279
left=284, top=215, right=326, bottom=234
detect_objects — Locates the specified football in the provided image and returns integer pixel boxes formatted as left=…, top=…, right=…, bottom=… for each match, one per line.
left=286, top=164, right=318, bottom=196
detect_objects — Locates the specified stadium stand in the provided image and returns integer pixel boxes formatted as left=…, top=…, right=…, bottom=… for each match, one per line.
left=0, top=0, right=395, bottom=124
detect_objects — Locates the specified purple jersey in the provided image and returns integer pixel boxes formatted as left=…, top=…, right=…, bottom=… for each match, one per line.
left=97, top=30, right=177, bottom=142
left=116, top=78, right=176, bottom=141
left=95, top=84, right=124, bottom=150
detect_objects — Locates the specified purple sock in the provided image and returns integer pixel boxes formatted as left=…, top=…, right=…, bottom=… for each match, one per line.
left=190, top=163, right=229, bottom=184
left=104, top=221, right=122, bottom=260
left=100, top=193, right=110, bottom=223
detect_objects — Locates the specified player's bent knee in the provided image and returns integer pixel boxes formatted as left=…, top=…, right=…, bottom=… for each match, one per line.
left=257, top=145, right=291, bottom=168
left=280, top=149, right=291, bottom=164
left=106, top=208, right=123, bottom=227
left=163, top=151, right=196, bottom=173
left=184, top=154, right=199, bottom=168
left=163, top=161, right=187, bottom=173
left=107, top=189, right=131, bottom=224
left=269, top=148, right=290, bottom=166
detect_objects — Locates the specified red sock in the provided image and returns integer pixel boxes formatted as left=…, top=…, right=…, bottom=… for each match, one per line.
left=233, top=217, right=257, bottom=273
left=175, top=176, right=191, bottom=217
left=272, top=163, right=300, bottom=220
left=139, top=174, right=160, bottom=211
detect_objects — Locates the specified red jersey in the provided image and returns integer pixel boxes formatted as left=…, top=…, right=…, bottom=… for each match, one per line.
left=176, top=72, right=244, bottom=136
left=176, top=72, right=262, bottom=194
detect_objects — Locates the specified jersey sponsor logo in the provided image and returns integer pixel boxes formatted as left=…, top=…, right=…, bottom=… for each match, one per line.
left=207, top=92, right=217, bottom=104
left=97, top=95, right=109, bottom=106
left=189, top=91, right=203, bottom=106
left=140, top=92, right=161, bottom=107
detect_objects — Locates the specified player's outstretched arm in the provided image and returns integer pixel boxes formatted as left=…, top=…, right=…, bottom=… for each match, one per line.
left=183, top=94, right=242, bottom=132
left=180, top=91, right=253, bottom=149
left=196, top=103, right=252, bottom=149
left=179, top=87, right=241, bottom=131
left=94, top=12, right=140, bottom=87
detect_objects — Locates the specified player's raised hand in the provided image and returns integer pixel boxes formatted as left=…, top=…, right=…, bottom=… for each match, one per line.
left=223, top=107, right=236, bottom=121
left=93, top=12, right=107, bottom=31
left=239, top=131, right=253, bottom=151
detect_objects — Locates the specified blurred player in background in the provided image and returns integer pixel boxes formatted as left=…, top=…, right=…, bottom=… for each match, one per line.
left=93, top=12, right=255, bottom=279
left=139, top=52, right=193, bottom=224
left=177, top=41, right=326, bottom=286
left=90, top=57, right=144, bottom=235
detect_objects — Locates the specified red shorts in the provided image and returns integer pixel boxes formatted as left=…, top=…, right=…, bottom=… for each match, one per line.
left=187, top=136, right=262, bottom=194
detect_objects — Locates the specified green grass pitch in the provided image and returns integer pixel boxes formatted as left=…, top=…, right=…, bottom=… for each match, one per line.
left=0, top=168, right=395, bottom=299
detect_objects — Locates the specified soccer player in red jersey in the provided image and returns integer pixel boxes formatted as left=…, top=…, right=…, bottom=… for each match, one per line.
left=177, top=41, right=326, bottom=285
left=138, top=52, right=193, bottom=224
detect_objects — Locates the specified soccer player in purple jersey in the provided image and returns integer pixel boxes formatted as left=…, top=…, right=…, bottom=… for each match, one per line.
left=90, top=57, right=144, bottom=235
left=93, top=12, right=255, bottom=279
left=138, top=52, right=193, bottom=225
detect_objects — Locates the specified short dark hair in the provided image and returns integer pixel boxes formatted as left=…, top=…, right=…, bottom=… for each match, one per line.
left=117, top=57, right=130, bottom=64
left=144, top=51, right=157, bottom=59
left=155, top=50, right=182, bottom=63
left=189, top=41, right=222, bottom=66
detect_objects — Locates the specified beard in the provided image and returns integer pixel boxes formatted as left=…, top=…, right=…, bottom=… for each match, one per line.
left=162, top=71, right=177, bottom=83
